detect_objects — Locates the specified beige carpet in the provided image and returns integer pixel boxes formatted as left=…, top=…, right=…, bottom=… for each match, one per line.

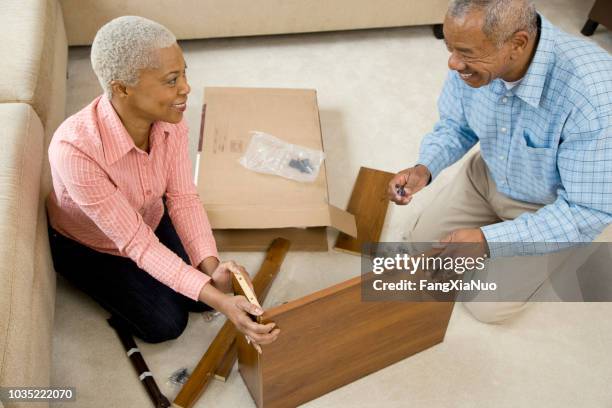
left=52, top=1, right=612, bottom=407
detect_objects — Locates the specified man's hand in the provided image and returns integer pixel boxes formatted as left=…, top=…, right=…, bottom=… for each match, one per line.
left=437, top=228, right=490, bottom=259
left=388, top=165, right=432, bottom=205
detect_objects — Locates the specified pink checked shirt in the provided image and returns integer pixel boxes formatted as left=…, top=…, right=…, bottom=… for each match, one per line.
left=47, top=95, right=218, bottom=301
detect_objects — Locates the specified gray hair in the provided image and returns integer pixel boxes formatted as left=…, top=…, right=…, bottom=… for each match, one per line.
left=91, top=16, right=177, bottom=99
left=447, top=0, right=538, bottom=48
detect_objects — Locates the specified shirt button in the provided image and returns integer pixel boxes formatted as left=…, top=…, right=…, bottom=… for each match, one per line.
left=499, top=155, right=505, bottom=160
left=501, top=127, right=507, bottom=133
left=146, top=190, right=152, bottom=195
left=502, top=97, right=508, bottom=103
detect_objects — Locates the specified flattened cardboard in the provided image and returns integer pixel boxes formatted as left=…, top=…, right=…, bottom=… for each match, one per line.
left=197, top=87, right=357, bottom=242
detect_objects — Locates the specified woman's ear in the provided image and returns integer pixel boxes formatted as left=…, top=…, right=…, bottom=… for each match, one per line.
left=110, top=80, right=128, bottom=98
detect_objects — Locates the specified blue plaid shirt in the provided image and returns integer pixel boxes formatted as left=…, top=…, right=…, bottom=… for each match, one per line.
left=417, top=15, right=612, bottom=257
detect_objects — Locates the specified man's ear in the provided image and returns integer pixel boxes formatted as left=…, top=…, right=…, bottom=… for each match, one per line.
left=509, top=30, right=530, bottom=58
left=110, top=80, right=128, bottom=98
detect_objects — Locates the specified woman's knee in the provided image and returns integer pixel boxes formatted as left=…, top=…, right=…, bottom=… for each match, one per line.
left=136, top=306, right=189, bottom=343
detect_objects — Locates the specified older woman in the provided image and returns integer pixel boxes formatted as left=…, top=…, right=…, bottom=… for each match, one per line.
left=47, top=16, right=279, bottom=348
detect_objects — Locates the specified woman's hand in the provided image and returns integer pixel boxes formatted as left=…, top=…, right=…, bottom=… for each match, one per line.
left=217, top=295, right=280, bottom=353
left=197, top=263, right=277, bottom=353
left=209, top=260, right=254, bottom=294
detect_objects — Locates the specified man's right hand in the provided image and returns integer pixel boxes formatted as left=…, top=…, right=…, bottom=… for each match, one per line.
left=387, top=165, right=431, bottom=205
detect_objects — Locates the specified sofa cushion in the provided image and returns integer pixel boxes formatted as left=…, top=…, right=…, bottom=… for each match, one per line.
left=0, top=104, right=50, bottom=393
left=0, top=0, right=65, bottom=127
left=60, top=0, right=449, bottom=45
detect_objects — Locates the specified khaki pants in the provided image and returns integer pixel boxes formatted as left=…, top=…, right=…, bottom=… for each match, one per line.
left=406, top=152, right=595, bottom=323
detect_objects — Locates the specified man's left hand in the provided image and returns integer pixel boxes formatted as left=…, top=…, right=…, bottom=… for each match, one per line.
left=437, top=228, right=490, bottom=259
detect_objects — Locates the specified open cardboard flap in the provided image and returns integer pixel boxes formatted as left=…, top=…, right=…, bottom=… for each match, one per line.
left=197, top=87, right=357, bottom=240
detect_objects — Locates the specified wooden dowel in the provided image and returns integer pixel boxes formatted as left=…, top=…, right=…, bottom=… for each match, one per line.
left=173, top=238, right=291, bottom=407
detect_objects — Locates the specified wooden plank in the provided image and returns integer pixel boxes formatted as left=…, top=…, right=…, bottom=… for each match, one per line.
left=238, top=274, right=455, bottom=408
left=232, top=268, right=262, bottom=308
left=214, top=235, right=295, bottom=381
left=213, top=342, right=237, bottom=382
left=214, top=227, right=327, bottom=252
left=173, top=320, right=237, bottom=408
left=334, top=167, right=394, bottom=255
left=173, top=238, right=291, bottom=408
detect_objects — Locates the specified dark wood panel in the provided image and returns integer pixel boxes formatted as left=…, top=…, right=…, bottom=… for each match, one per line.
left=590, top=0, right=612, bottom=29
left=174, top=238, right=290, bottom=408
left=334, top=167, right=393, bottom=255
left=239, top=275, right=455, bottom=408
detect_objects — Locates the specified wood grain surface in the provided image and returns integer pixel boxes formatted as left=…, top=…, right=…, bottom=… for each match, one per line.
left=238, top=275, right=455, bottom=408
left=173, top=238, right=291, bottom=407
left=334, top=167, right=394, bottom=255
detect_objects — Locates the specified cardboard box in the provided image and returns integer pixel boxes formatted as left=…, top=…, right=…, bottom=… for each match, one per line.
left=197, top=87, right=357, bottom=251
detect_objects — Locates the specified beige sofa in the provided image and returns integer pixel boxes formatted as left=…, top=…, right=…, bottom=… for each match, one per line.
left=60, top=0, right=450, bottom=46
left=0, top=0, right=66, bottom=405
left=0, top=1, right=449, bottom=405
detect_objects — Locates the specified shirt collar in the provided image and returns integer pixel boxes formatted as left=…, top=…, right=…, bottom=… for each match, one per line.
left=512, top=14, right=555, bottom=108
left=97, top=95, right=137, bottom=165
left=96, top=95, right=171, bottom=165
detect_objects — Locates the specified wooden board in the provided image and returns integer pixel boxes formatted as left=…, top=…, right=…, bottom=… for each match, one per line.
left=237, top=275, right=455, bottom=408
left=174, top=238, right=291, bottom=408
left=334, top=167, right=393, bottom=255
left=214, top=227, right=327, bottom=252
left=213, top=342, right=237, bottom=381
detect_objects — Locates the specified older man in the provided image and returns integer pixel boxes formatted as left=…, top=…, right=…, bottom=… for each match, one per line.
left=388, top=0, right=611, bottom=322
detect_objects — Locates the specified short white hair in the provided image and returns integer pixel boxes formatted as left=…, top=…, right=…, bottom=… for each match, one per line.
left=91, top=16, right=177, bottom=99
left=448, top=0, right=538, bottom=48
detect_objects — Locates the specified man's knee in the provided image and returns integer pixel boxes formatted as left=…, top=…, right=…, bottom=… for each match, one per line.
left=405, top=212, right=448, bottom=242
left=462, top=301, right=527, bottom=324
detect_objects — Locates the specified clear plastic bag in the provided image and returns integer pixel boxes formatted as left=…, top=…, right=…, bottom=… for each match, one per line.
left=239, top=131, right=325, bottom=183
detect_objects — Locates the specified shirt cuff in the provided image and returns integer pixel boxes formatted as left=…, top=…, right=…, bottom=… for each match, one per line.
left=186, top=239, right=219, bottom=269
left=480, top=223, right=521, bottom=258
left=416, top=152, right=446, bottom=181
left=177, top=264, right=212, bottom=301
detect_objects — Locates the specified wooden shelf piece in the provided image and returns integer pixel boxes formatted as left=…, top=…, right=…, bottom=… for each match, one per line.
left=173, top=238, right=291, bottom=407
left=334, top=167, right=394, bottom=255
left=238, top=275, right=454, bottom=408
